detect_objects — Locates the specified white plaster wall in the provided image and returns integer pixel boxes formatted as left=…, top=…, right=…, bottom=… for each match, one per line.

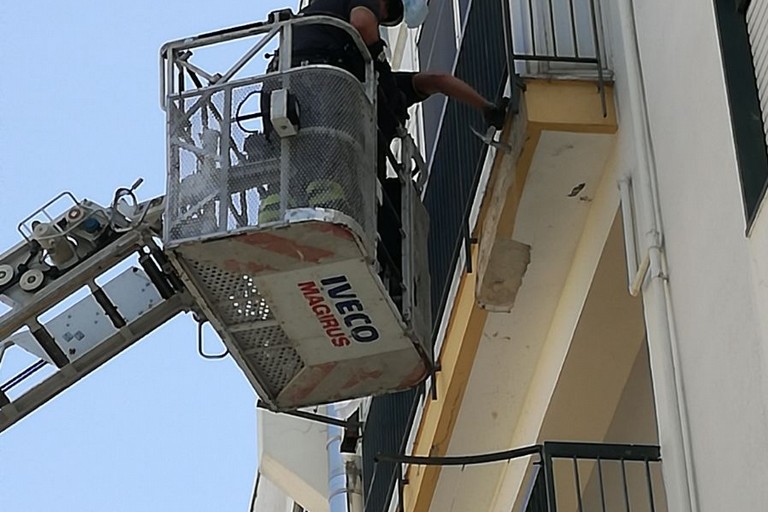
left=749, top=201, right=768, bottom=352
left=612, top=0, right=768, bottom=510
left=258, top=409, right=329, bottom=512
left=252, top=474, right=298, bottom=512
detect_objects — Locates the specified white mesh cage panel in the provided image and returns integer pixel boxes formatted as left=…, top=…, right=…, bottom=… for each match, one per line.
left=165, top=67, right=375, bottom=249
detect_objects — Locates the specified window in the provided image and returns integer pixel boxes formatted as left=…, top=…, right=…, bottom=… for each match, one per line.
left=714, top=0, right=768, bottom=228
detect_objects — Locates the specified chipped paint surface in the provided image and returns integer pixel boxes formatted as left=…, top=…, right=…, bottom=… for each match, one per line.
left=283, top=361, right=338, bottom=403
left=175, top=220, right=430, bottom=409
left=237, top=232, right=335, bottom=263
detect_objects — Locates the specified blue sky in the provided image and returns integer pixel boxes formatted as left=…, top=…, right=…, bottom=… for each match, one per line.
left=0, top=2, right=287, bottom=510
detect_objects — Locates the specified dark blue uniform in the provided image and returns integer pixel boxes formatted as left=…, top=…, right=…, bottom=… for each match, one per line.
left=292, top=0, right=382, bottom=79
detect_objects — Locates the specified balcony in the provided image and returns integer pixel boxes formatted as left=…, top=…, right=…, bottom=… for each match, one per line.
left=523, top=442, right=665, bottom=512
left=362, top=0, right=619, bottom=510
left=373, top=441, right=665, bottom=512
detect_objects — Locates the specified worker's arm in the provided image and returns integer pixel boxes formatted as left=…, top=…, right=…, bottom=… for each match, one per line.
left=349, top=2, right=407, bottom=126
left=413, top=73, right=494, bottom=110
left=347, top=2, right=387, bottom=61
left=350, top=6, right=381, bottom=45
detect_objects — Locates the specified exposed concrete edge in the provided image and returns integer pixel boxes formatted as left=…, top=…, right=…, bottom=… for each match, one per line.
left=475, top=79, right=618, bottom=311
left=476, top=238, right=531, bottom=312
left=475, top=100, right=530, bottom=311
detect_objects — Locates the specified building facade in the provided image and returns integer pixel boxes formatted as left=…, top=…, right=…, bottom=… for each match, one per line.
left=259, top=0, right=768, bottom=511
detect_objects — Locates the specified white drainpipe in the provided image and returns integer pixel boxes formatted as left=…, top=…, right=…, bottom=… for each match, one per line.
left=327, top=404, right=364, bottom=512
left=616, top=0, right=700, bottom=510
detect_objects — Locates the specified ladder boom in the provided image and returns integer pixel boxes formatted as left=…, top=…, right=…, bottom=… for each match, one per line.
left=0, top=192, right=192, bottom=433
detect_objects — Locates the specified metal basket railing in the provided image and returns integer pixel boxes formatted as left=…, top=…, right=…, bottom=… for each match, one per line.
left=161, top=13, right=379, bottom=255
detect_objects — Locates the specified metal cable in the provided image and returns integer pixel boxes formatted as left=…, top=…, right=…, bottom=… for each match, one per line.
left=375, top=444, right=542, bottom=466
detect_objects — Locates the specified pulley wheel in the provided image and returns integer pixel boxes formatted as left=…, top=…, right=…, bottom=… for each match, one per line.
left=19, top=269, right=45, bottom=292
left=0, top=264, right=14, bottom=287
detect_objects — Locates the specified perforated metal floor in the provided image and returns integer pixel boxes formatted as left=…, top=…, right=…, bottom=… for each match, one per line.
left=186, top=258, right=304, bottom=395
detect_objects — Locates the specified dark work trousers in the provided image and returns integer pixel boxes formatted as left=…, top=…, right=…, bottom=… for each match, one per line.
left=377, top=134, right=405, bottom=301
left=376, top=76, right=416, bottom=302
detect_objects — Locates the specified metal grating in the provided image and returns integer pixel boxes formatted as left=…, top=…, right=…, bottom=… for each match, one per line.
left=418, top=0, right=458, bottom=162
left=280, top=67, right=376, bottom=244
left=187, top=259, right=274, bottom=325
left=236, top=324, right=292, bottom=351
left=233, top=330, right=304, bottom=395
left=423, top=0, right=507, bottom=322
left=183, top=257, right=304, bottom=396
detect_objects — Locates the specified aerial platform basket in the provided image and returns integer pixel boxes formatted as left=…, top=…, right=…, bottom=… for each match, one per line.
left=161, top=12, right=432, bottom=409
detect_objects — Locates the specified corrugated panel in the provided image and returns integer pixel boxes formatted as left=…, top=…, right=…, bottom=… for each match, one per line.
left=747, top=0, right=768, bottom=147
left=458, top=0, right=471, bottom=21
left=362, top=387, right=420, bottom=512
left=423, top=0, right=507, bottom=321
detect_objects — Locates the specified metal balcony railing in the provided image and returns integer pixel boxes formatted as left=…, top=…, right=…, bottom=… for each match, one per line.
left=507, top=0, right=609, bottom=113
left=373, top=441, right=664, bottom=512
left=509, top=0, right=607, bottom=71
left=524, top=442, right=665, bottom=512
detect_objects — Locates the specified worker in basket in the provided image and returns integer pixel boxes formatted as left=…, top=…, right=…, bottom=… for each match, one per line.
left=251, top=0, right=407, bottom=224
left=249, top=0, right=509, bottom=297
left=250, top=0, right=509, bottom=196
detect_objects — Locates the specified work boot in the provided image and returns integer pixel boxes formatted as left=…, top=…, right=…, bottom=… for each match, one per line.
left=483, top=97, right=511, bottom=131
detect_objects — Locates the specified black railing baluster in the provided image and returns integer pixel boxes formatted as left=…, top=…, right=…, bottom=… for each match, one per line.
left=396, top=463, right=405, bottom=512
left=597, top=456, right=607, bottom=512
left=529, top=0, right=537, bottom=55
left=501, top=0, right=516, bottom=75
left=573, top=457, right=584, bottom=512
left=538, top=468, right=547, bottom=512
left=544, top=450, right=558, bottom=512
left=621, top=459, right=631, bottom=512
left=588, top=0, right=608, bottom=116
left=569, top=0, right=579, bottom=57
left=645, top=459, right=657, bottom=512
left=548, top=0, right=558, bottom=57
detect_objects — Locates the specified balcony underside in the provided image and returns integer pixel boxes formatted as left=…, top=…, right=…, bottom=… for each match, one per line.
left=401, top=78, right=655, bottom=512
